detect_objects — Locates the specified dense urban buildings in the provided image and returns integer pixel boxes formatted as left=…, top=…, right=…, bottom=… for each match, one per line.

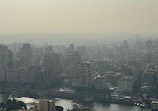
left=0, top=37, right=158, bottom=111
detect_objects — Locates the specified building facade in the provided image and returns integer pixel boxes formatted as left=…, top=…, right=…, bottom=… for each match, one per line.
left=71, top=63, right=93, bottom=87
left=39, top=100, right=55, bottom=111
left=118, top=76, right=134, bottom=93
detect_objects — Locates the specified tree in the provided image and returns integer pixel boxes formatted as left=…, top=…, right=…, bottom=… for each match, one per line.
left=0, top=99, right=27, bottom=111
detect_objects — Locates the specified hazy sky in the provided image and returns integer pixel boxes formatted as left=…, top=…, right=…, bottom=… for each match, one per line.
left=0, top=0, right=158, bottom=34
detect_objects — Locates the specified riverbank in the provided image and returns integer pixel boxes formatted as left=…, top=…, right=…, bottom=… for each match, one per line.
left=15, top=97, right=151, bottom=111
left=1, top=90, right=151, bottom=111
left=0, top=92, right=151, bottom=111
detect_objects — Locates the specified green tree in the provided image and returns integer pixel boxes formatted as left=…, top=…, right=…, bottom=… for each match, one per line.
left=0, top=99, right=27, bottom=111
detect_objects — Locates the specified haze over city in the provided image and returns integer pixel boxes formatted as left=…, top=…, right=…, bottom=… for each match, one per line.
left=0, top=0, right=158, bottom=34
left=0, top=0, right=158, bottom=111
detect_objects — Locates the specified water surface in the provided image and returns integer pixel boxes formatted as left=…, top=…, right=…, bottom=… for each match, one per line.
left=0, top=95, right=151, bottom=111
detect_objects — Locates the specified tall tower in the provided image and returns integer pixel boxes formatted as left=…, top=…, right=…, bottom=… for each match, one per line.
left=45, top=45, right=54, bottom=55
left=146, top=40, right=152, bottom=54
left=146, top=40, right=153, bottom=63
left=20, top=43, right=32, bottom=65
left=68, top=44, right=74, bottom=54
left=0, top=44, right=13, bottom=71
left=0, top=44, right=13, bottom=82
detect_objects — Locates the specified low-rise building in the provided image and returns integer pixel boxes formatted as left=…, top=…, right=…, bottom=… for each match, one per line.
left=151, top=101, right=158, bottom=111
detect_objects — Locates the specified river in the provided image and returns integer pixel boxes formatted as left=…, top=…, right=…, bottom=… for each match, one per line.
left=55, top=99, right=151, bottom=111
left=0, top=94, right=151, bottom=111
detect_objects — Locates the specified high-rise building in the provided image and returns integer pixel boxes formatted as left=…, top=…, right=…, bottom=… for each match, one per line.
left=0, top=44, right=13, bottom=71
left=39, top=99, right=55, bottom=111
left=146, top=40, right=152, bottom=54
left=42, top=52, right=62, bottom=85
left=45, top=45, right=54, bottom=55
left=64, top=51, right=81, bottom=67
left=0, top=45, right=13, bottom=82
left=68, top=44, right=74, bottom=54
left=19, top=43, right=32, bottom=65
left=77, top=46, right=87, bottom=61
left=26, top=65, right=40, bottom=84
left=71, top=63, right=93, bottom=87
left=118, top=76, right=134, bottom=93
left=43, top=53, right=62, bottom=73
left=124, top=40, right=129, bottom=50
